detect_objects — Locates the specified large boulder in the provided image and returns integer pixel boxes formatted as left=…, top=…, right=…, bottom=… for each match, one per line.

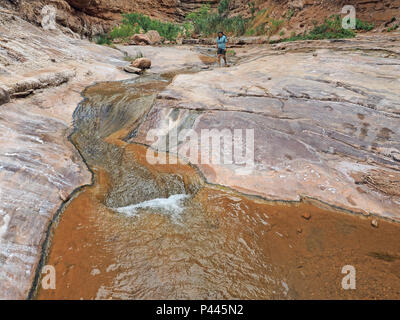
left=130, top=34, right=151, bottom=45
left=131, top=57, right=151, bottom=70
left=145, top=30, right=162, bottom=45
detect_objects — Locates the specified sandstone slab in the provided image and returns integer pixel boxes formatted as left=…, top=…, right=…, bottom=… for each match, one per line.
left=132, top=38, right=400, bottom=221
left=0, top=11, right=129, bottom=299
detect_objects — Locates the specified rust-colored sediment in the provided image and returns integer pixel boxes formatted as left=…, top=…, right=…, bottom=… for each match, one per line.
left=35, top=76, right=400, bottom=300
left=37, top=145, right=400, bottom=300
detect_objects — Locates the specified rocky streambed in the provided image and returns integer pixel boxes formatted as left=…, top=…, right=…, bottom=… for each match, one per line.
left=35, top=69, right=400, bottom=300
left=1, top=11, right=400, bottom=299
left=32, top=35, right=400, bottom=299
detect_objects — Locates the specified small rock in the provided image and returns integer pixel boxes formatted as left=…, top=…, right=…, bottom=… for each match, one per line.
left=90, top=268, right=101, bottom=276
left=124, top=66, right=142, bottom=74
left=0, top=87, right=10, bottom=105
left=130, top=34, right=151, bottom=45
left=313, top=53, right=318, bottom=57
left=392, top=153, right=400, bottom=162
left=58, top=190, right=69, bottom=202
left=371, top=219, right=379, bottom=228
left=11, top=89, right=34, bottom=98
left=302, top=212, right=311, bottom=220
left=131, top=57, right=151, bottom=70
left=297, top=228, right=303, bottom=234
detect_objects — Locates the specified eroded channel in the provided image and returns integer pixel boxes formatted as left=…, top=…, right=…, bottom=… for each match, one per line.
left=35, top=72, right=400, bottom=300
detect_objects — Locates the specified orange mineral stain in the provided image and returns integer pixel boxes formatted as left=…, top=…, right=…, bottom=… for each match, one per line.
left=36, top=78, right=400, bottom=300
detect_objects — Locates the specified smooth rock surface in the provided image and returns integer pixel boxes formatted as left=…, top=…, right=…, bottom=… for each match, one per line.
left=0, top=11, right=129, bottom=299
left=120, top=45, right=210, bottom=73
left=132, top=36, right=400, bottom=221
left=124, top=66, right=142, bottom=74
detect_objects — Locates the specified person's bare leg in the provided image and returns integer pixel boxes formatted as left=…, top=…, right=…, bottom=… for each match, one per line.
left=223, top=54, right=228, bottom=67
left=218, top=54, right=222, bottom=67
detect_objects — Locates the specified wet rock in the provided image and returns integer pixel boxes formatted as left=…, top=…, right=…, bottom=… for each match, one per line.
left=118, top=45, right=209, bottom=73
left=124, top=66, right=142, bottom=74
left=302, top=213, right=312, bottom=220
left=132, top=36, right=400, bottom=221
left=58, top=190, right=70, bottom=202
left=131, top=57, right=152, bottom=70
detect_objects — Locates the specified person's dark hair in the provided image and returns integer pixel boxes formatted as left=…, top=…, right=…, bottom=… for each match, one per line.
left=218, top=31, right=224, bottom=39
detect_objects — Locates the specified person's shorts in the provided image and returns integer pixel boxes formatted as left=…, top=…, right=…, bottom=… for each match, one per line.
left=217, top=48, right=226, bottom=55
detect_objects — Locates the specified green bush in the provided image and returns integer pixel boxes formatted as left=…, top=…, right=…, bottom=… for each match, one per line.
left=109, top=23, right=140, bottom=40
left=248, top=2, right=256, bottom=18
left=286, top=9, right=295, bottom=21
left=270, top=18, right=284, bottom=35
left=356, top=19, right=374, bottom=31
left=387, top=24, right=399, bottom=32
left=186, top=5, right=248, bottom=37
left=281, top=15, right=355, bottom=42
left=95, top=34, right=111, bottom=45
left=218, top=0, right=230, bottom=16
left=121, top=13, right=181, bottom=41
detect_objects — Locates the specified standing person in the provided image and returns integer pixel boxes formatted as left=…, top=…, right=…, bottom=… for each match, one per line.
left=216, top=31, right=229, bottom=67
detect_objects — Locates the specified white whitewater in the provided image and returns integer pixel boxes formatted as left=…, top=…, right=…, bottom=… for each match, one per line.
left=114, top=194, right=190, bottom=224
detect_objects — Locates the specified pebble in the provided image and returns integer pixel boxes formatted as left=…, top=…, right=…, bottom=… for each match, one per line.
left=58, top=190, right=69, bottom=202
left=371, top=219, right=379, bottom=228
left=302, top=212, right=311, bottom=220
left=392, top=153, right=400, bottom=162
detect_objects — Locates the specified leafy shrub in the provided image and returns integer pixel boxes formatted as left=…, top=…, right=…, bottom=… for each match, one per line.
left=95, top=34, right=111, bottom=45
left=186, top=5, right=248, bottom=37
left=286, top=9, right=295, bottom=21
left=356, top=19, right=374, bottom=31
left=387, top=24, right=399, bottom=32
left=281, top=15, right=355, bottom=42
left=218, top=0, right=230, bottom=16
left=134, top=51, right=144, bottom=59
left=109, top=23, right=140, bottom=40
left=122, top=13, right=181, bottom=41
left=269, top=18, right=284, bottom=35
left=248, top=2, right=256, bottom=18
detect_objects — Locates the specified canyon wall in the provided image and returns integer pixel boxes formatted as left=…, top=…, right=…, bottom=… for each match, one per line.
left=2, top=0, right=399, bottom=37
left=230, top=0, right=400, bottom=35
left=1, top=0, right=219, bottom=36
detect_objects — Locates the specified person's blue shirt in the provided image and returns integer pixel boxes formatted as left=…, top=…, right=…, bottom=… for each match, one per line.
left=217, top=35, right=227, bottom=50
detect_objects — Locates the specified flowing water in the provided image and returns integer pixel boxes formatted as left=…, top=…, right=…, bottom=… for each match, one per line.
left=35, top=72, right=400, bottom=300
